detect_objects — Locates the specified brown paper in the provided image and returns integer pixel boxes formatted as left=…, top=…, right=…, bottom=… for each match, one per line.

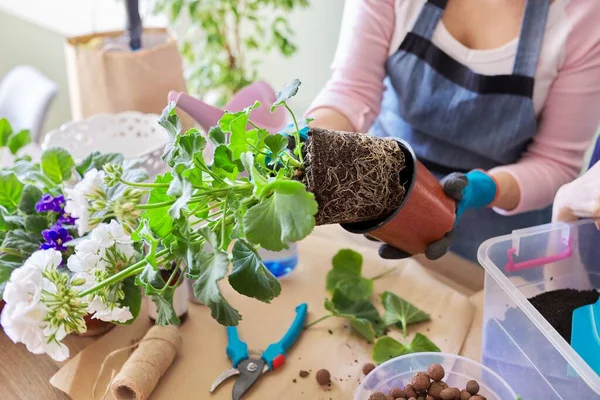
left=51, top=226, right=475, bottom=399
left=65, top=28, right=194, bottom=129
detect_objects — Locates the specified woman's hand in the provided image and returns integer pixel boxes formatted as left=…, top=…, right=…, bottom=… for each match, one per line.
left=552, top=162, right=600, bottom=227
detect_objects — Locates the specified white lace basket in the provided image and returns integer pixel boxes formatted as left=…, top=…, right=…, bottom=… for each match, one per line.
left=42, top=112, right=168, bottom=178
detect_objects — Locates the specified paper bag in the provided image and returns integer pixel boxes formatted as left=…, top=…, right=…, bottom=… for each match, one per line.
left=65, top=28, right=192, bottom=126
left=51, top=226, right=475, bottom=399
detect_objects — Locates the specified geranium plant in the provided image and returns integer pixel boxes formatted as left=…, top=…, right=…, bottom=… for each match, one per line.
left=0, top=81, right=318, bottom=360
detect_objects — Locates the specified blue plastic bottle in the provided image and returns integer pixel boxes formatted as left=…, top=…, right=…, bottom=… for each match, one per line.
left=260, top=244, right=299, bottom=278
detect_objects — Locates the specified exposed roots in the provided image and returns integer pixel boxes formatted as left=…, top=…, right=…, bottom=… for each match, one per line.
left=303, top=128, right=407, bottom=225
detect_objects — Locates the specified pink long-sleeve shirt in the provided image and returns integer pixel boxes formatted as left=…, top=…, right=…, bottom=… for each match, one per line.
left=308, top=0, right=600, bottom=214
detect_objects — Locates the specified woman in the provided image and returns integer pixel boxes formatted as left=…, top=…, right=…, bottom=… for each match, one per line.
left=307, top=0, right=600, bottom=261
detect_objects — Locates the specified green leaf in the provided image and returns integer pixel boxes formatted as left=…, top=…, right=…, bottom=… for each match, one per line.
left=326, top=249, right=373, bottom=302
left=229, top=239, right=281, bottom=302
left=381, top=291, right=430, bottom=335
left=41, top=148, right=74, bottom=184
left=146, top=173, right=175, bottom=237
left=190, top=229, right=241, bottom=326
left=408, top=332, right=441, bottom=353
left=229, top=114, right=250, bottom=160
left=168, top=180, right=192, bottom=219
left=18, top=185, right=43, bottom=215
left=264, top=134, right=288, bottom=157
left=219, top=110, right=244, bottom=133
left=208, top=126, right=226, bottom=145
left=324, top=290, right=382, bottom=343
left=240, top=152, right=268, bottom=195
left=178, top=128, right=206, bottom=160
left=0, top=254, right=20, bottom=296
left=213, top=145, right=240, bottom=174
left=24, top=215, right=48, bottom=234
left=0, top=118, right=12, bottom=146
left=7, top=130, right=31, bottom=155
left=137, top=264, right=181, bottom=326
left=115, top=277, right=142, bottom=325
left=372, top=336, right=408, bottom=364
left=75, top=151, right=98, bottom=176
left=372, top=333, right=439, bottom=364
left=271, top=79, right=301, bottom=111
left=0, top=171, right=24, bottom=212
left=244, top=183, right=317, bottom=251
left=2, top=229, right=41, bottom=257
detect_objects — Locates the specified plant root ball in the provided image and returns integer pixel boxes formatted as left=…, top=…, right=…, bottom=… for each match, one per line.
left=363, top=363, right=376, bottom=375
left=303, top=128, right=407, bottom=225
left=389, top=387, right=407, bottom=399
left=369, top=392, right=387, bottom=400
left=316, top=369, right=331, bottom=385
left=466, top=380, right=479, bottom=395
left=411, top=372, right=431, bottom=391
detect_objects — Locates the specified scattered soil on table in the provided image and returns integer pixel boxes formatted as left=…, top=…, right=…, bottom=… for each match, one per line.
left=528, top=289, right=599, bottom=342
left=302, top=127, right=407, bottom=225
left=299, top=370, right=309, bottom=378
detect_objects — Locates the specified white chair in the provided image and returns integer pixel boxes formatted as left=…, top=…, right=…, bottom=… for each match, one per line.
left=0, top=66, right=58, bottom=143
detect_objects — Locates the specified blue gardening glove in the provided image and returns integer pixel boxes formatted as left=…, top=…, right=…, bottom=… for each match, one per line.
left=377, top=170, right=497, bottom=261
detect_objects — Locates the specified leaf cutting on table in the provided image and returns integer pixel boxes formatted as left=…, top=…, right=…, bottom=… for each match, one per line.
left=326, top=249, right=373, bottom=302
left=323, top=289, right=384, bottom=343
left=381, top=291, right=430, bottom=336
left=372, top=333, right=440, bottom=364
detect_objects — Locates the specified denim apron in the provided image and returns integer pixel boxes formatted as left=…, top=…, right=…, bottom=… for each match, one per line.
left=371, top=0, right=553, bottom=262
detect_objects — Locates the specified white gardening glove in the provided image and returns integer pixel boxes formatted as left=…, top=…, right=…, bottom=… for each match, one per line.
left=552, top=162, right=600, bottom=228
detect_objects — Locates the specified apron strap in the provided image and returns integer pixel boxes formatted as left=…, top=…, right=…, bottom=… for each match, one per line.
left=513, top=0, right=551, bottom=77
left=410, top=0, right=448, bottom=40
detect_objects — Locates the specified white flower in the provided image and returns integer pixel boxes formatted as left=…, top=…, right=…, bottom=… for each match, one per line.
left=1, top=250, right=71, bottom=361
left=90, top=220, right=133, bottom=248
left=88, top=297, right=133, bottom=323
left=65, top=168, right=106, bottom=236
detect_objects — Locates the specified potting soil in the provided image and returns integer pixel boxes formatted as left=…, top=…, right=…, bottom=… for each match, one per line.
left=528, top=288, right=599, bottom=343
left=303, top=128, right=407, bottom=225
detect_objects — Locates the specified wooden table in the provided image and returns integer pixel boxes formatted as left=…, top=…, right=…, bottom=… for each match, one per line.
left=0, top=226, right=485, bottom=400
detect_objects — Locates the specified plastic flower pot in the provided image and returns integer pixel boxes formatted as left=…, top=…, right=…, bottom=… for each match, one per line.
left=355, top=353, right=517, bottom=400
left=342, top=139, right=456, bottom=256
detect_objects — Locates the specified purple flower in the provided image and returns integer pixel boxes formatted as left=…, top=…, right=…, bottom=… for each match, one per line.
left=40, top=225, right=73, bottom=252
left=57, top=212, right=77, bottom=226
left=35, top=194, right=66, bottom=213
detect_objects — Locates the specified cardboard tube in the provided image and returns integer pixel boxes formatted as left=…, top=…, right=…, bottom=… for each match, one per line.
left=110, top=325, right=181, bottom=400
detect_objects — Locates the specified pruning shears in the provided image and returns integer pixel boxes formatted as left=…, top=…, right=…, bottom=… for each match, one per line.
left=209, top=303, right=308, bottom=400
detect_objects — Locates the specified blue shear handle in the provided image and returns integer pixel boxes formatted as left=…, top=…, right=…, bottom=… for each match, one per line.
left=226, top=326, right=249, bottom=368
left=262, top=303, right=308, bottom=370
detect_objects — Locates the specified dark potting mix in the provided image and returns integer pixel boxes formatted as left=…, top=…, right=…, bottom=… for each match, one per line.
left=303, top=127, right=408, bottom=225
left=527, top=288, right=599, bottom=342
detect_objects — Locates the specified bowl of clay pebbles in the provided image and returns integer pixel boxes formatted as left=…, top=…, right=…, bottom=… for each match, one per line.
left=355, top=353, right=517, bottom=400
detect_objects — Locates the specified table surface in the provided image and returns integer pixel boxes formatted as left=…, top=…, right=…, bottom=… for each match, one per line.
left=0, top=225, right=485, bottom=400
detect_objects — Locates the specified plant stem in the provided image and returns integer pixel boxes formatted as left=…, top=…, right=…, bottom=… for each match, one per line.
left=371, top=268, right=396, bottom=281
left=79, top=249, right=169, bottom=297
left=284, top=102, right=304, bottom=164
left=283, top=153, right=302, bottom=168
left=305, top=314, right=333, bottom=329
left=118, top=179, right=168, bottom=189
left=137, top=200, right=174, bottom=210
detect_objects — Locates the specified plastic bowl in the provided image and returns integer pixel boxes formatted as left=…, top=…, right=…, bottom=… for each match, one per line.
left=355, top=353, right=517, bottom=400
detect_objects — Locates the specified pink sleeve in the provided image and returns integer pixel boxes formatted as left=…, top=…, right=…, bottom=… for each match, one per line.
left=306, top=0, right=396, bottom=132
left=490, top=2, right=600, bottom=215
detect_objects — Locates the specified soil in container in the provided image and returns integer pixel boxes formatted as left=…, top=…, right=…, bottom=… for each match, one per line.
left=302, top=127, right=408, bottom=226
left=527, top=288, right=599, bottom=343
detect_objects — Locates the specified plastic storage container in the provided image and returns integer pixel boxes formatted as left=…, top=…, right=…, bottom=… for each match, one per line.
left=355, top=353, right=516, bottom=400
left=260, top=243, right=299, bottom=278
left=479, top=220, right=600, bottom=399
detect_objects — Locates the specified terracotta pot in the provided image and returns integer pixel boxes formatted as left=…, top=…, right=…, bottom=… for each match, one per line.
left=0, top=300, right=5, bottom=315
left=78, top=314, right=115, bottom=337
left=342, top=139, right=456, bottom=255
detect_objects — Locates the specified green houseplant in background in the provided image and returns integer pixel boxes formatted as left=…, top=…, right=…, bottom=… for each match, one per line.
left=152, top=0, right=310, bottom=107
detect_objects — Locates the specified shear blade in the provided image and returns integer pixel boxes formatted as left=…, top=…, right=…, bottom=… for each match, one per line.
left=209, top=368, right=240, bottom=392
left=232, top=359, right=266, bottom=400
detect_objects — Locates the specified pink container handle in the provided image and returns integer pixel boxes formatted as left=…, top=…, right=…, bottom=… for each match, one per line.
left=505, top=238, right=573, bottom=272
